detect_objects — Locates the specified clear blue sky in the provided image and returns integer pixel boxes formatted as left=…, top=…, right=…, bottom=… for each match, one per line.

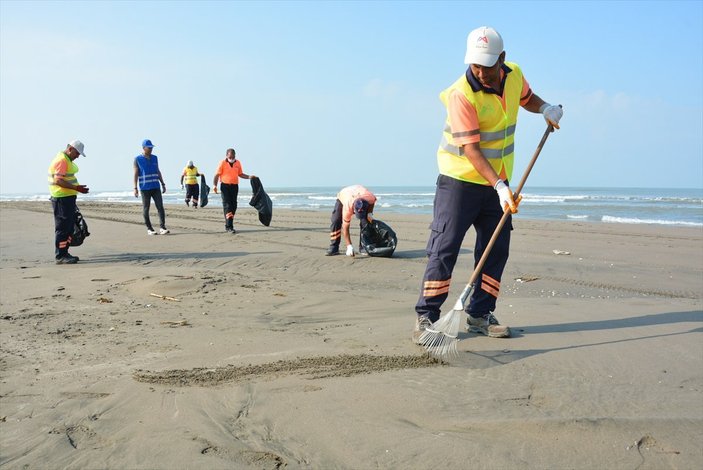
left=1, top=0, right=701, bottom=194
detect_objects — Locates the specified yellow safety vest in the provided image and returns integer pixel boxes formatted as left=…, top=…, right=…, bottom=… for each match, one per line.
left=183, top=166, right=199, bottom=185
left=437, top=61, right=523, bottom=185
left=47, top=152, right=79, bottom=197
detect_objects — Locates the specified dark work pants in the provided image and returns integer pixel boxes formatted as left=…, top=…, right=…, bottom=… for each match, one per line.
left=52, top=195, right=76, bottom=259
left=415, top=175, right=512, bottom=322
left=220, top=183, right=239, bottom=229
left=185, top=184, right=199, bottom=206
left=141, top=188, right=166, bottom=231
left=328, top=199, right=370, bottom=249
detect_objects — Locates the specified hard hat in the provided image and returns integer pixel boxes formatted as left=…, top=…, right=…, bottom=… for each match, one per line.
left=464, top=26, right=503, bottom=66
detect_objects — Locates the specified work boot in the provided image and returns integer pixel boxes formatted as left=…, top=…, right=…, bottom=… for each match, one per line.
left=325, top=245, right=339, bottom=256
left=467, top=313, right=511, bottom=338
left=412, top=315, right=432, bottom=344
left=55, top=254, right=78, bottom=265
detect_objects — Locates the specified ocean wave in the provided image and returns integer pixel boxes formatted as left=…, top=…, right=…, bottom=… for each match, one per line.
left=602, top=215, right=702, bottom=227
left=566, top=214, right=589, bottom=219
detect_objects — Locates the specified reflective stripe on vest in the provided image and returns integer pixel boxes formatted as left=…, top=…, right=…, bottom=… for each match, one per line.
left=136, top=155, right=161, bottom=190
left=437, top=62, right=523, bottom=185
left=47, top=152, right=79, bottom=198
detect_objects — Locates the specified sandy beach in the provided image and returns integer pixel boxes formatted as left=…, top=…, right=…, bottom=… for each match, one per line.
left=0, top=200, right=701, bottom=469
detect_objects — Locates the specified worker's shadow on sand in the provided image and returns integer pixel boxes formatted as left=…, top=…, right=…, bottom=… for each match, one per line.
left=453, top=310, right=703, bottom=369
left=394, top=247, right=472, bottom=259
left=80, top=251, right=269, bottom=263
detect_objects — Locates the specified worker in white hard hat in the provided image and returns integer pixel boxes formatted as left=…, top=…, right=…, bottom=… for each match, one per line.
left=413, top=26, right=563, bottom=343
left=180, top=160, right=203, bottom=208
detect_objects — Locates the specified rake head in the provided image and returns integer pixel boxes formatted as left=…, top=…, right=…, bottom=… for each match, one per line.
left=418, top=308, right=463, bottom=358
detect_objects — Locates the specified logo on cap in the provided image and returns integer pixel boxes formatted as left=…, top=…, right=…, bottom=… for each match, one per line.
left=477, top=36, right=489, bottom=44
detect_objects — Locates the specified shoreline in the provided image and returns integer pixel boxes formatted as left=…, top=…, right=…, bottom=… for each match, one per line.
left=3, top=199, right=703, bottom=230
left=1, top=200, right=701, bottom=469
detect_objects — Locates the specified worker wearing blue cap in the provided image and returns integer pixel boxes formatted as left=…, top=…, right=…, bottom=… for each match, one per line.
left=133, top=139, right=170, bottom=235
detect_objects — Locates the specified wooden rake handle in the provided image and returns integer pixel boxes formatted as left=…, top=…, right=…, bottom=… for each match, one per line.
left=467, top=123, right=556, bottom=287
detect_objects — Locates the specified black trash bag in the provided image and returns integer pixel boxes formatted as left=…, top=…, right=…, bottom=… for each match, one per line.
left=71, top=208, right=90, bottom=247
left=360, top=219, right=397, bottom=257
left=249, top=177, right=272, bottom=226
left=199, top=174, right=211, bottom=208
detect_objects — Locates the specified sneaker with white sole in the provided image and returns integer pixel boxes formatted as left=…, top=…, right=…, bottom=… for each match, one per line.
left=159, top=228, right=170, bottom=235
left=147, top=229, right=157, bottom=235
left=412, top=315, right=433, bottom=344
left=467, top=313, right=511, bottom=338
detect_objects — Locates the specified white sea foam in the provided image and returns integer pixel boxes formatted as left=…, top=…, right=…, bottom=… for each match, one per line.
left=566, top=214, right=589, bottom=219
left=602, top=215, right=702, bottom=227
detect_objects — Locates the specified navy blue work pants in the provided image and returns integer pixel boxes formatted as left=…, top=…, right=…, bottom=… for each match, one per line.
left=220, top=183, right=239, bottom=229
left=415, top=175, right=512, bottom=322
left=185, top=184, right=199, bottom=205
left=328, top=200, right=370, bottom=249
left=51, top=195, right=76, bottom=259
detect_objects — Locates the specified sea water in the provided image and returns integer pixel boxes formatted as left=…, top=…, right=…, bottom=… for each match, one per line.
left=2, top=186, right=701, bottom=227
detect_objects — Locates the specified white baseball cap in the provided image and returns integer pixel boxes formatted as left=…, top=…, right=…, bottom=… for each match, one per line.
left=68, top=139, right=86, bottom=157
left=464, top=26, right=503, bottom=66
left=187, top=160, right=194, bottom=167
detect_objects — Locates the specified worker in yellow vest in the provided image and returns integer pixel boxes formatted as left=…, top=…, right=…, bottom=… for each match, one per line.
left=180, top=160, right=203, bottom=208
left=413, top=26, right=563, bottom=343
left=47, top=140, right=89, bottom=264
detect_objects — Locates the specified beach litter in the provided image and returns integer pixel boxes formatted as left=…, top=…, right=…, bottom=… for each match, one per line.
left=552, top=249, right=571, bottom=255
left=150, top=293, right=180, bottom=302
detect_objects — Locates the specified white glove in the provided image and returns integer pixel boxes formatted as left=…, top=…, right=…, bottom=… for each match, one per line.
left=345, top=244, right=355, bottom=257
left=540, top=103, right=563, bottom=129
left=494, top=180, right=519, bottom=214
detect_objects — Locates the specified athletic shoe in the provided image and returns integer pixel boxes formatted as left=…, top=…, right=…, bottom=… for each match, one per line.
left=159, top=228, right=170, bottom=235
left=325, top=246, right=339, bottom=256
left=147, top=229, right=157, bottom=235
left=225, top=227, right=234, bottom=233
left=467, top=313, right=511, bottom=338
left=412, top=315, right=432, bottom=344
left=55, top=254, right=78, bottom=265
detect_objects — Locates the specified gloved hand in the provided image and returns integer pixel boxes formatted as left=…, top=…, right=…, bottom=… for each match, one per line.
left=494, top=180, right=519, bottom=214
left=161, top=183, right=166, bottom=194
left=540, top=103, right=563, bottom=129
left=75, top=185, right=89, bottom=194
left=181, top=184, right=184, bottom=190
left=345, top=244, right=355, bottom=257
